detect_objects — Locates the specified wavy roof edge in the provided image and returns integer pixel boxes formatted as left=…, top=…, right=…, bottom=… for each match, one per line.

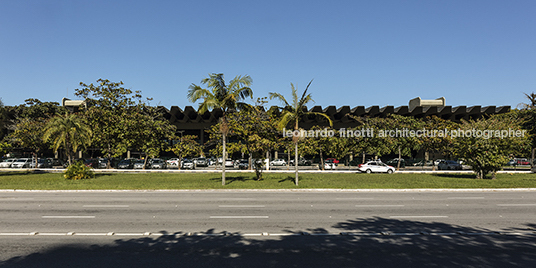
left=159, top=105, right=510, bottom=116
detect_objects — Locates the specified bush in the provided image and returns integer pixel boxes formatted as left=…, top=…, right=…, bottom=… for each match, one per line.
left=64, top=161, right=94, bottom=180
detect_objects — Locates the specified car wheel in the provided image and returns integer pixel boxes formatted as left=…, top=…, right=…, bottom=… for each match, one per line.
left=387, top=169, right=393, bottom=174
left=366, top=169, right=372, bottom=174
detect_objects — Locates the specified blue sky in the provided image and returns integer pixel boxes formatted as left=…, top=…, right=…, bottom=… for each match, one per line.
left=1, top=0, right=535, bottom=110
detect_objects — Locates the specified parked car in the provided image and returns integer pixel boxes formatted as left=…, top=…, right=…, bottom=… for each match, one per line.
left=150, top=158, right=167, bottom=169
left=232, top=159, right=248, bottom=170
left=412, top=160, right=434, bottom=166
left=117, top=159, right=134, bottom=169
left=83, top=158, right=99, bottom=168
left=437, top=160, right=462, bottom=170
left=358, top=161, right=395, bottom=174
left=507, top=158, right=530, bottom=166
left=0, top=158, right=16, bottom=168
left=49, top=158, right=65, bottom=168
left=11, top=158, right=32, bottom=168
left=289, top=157, right=312, bottom=166
left=321, top=159, right=337, bottom=170
left=224, top=159, right=234, bottom=168
left=195, top=157, right=208, bottom=167
left=29, top=158, right=52, bottom=168
left=166, top=158, right=180, bottom=168
left=270, top=159, right=287, bottom=166
left=98, top=158, right=118, bottom=169
left=182, top=159, right=195, bottom=169
left=133, top=159, right=147, bottom=169
left=386, top=158, right=405, bottom=168
left=325, top=158, right=339, bottom=164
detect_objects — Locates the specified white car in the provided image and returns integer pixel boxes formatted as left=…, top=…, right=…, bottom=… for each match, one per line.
left=11, top=158, right=32, bottom=168
left=181, top=159, right=195, bottom=169
left=0, top=158, right=16, bottom=168
left=358, top=161, right=395, bottom=174
left=166, top=158, right=180, bottom=168
left=270, top=159, right=287, bottom=166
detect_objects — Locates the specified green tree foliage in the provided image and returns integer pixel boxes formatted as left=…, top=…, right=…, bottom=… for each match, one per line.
left=451, top=112, right=530, bottom=179
left=43, top=113, right=92, bottom=166
left=75, top=79, right=173, bottom=168
left=8, top=118, right=49, bottom=164
left=6, top=99, right=66, bottom=164
left=130, top=107, right=176, bottom=167
left=64, top=160, right=94, bottom=180
left=170, top=135, right=203, bottom=170
left=188, top=73, right=253, bottom=185
left=0, top=141, right=11, bottom=157
left=227, top=98, right=280, bottom=180
left=270, top=81, right=332, bottom=185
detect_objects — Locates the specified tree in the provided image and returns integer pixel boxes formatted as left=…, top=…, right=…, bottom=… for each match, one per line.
left=43, top=113, right=92, bottom=166
left=75, top=79, right=161, bottom=168
left=0, top=141, right=11, bottom=157
left=518, top=92, right=536, bottom=166
left=8, top=118, right=49, bottom=165
left=270, top=81, right=332, bottom=186
left=451, top=113, right=530, bottom=179
left=5, top=99, right=66, bottom=165
left=170, top=135, right=203, bottom=170
left=130, top=106, right=176, bottom=168
left=226, top=98, right=280, bottom=180
left=188, top=73, right=253, bottom=186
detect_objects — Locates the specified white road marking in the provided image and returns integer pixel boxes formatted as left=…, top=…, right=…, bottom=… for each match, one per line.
left=497, top=204, right=536, bottom=206
left=218, top=205, right=265, bottom=208
left=336, top=198, right=375, bottom=200
left=83, top=205, right=130, bottom=208
left=355, top=205, right=404, bottom=207
left=447, top=197, right=485, bottom=200
left=42, top=216, right=96, bottom=219
left=210, top=216, right=269, bottom=219
left=218, top=198, right=257, bottom=201
left=389, top=216, right=448, bottom=219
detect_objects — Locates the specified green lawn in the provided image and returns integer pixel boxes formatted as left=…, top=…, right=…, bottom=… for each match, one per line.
left=1, top=171, right=536, bottom=190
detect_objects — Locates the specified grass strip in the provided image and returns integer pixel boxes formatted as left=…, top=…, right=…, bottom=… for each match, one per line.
left=0, top=171, right=535, bottom=190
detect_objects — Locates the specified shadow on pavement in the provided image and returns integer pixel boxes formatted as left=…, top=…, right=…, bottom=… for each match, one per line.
left=2, top=218, right=536, bottom=268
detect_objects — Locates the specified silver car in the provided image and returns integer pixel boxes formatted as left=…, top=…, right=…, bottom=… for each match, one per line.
left=11, top=158, right=32, bottom=168
left=0, top=158, right=16, bottom=168
left=150, top=159, right=167, bottom=169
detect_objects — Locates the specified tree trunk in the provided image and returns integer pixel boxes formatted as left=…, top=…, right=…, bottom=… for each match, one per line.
left=295, top=141, right=298, bottom=186
left=397, top=146, right=401, bottom=171
left=320, top=149, right=325, bottom=171
left=222, top=132, right=226, bottom=186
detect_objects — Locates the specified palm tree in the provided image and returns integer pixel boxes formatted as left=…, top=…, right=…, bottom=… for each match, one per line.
left=269, top=80, right=333, bottom=186
left=43, top=113, right=92, bottom=166
left=518, top=92, right=536, bottom=110
left=188, top=73, right=253, bottom=186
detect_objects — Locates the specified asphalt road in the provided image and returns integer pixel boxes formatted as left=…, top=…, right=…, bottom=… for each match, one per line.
left=1, top=190, right=536, bottom=267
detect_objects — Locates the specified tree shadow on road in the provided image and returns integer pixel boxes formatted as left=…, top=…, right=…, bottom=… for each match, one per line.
left=2, top=218, right=536, bottom=268
left=209, top=175, right=252, bottom=185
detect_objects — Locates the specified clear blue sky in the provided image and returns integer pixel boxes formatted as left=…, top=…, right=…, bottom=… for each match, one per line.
left=1, top=0, right=535, bottom=109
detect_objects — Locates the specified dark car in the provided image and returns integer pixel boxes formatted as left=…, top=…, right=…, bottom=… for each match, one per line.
left=289, top=158, right=312, bottom=166
left=84, top=158, right=99, bottom=168
left=117, top=159, right=134, bottom=169
left=386, top=158, right=405, bottom=168
left=237, top=159, right=249, bottom=170
left=437, top=160, right=462, bottom=170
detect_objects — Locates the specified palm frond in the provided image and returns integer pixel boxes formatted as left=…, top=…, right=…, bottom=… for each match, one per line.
left=187, top=84, right=213, bottom=103
left=269, top=92, right=290, bottom=108
left=277, top=111, right=297, bottom=131
left=307, top=111, right=333, bottom=127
